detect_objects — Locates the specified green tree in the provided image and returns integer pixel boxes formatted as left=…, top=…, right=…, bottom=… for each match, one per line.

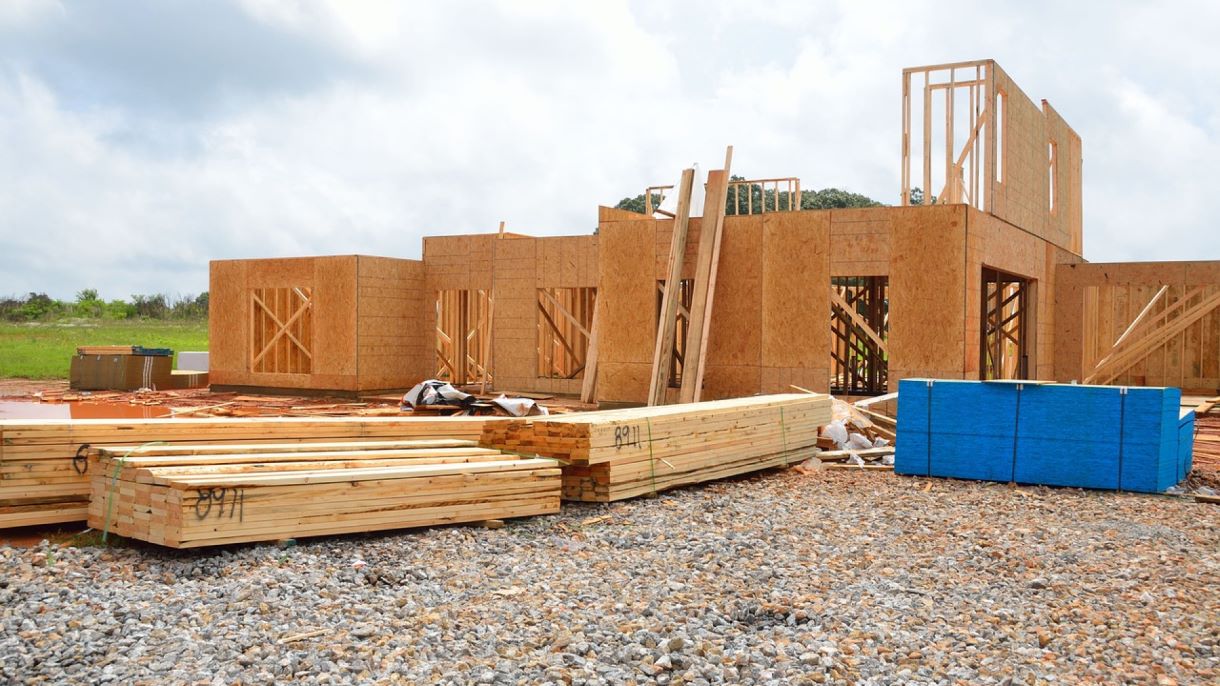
left=800, top=188, right=883, bottom=210
left=74, top=288, right=103, bottom=318
left=907, top=187, right=936, bottom=205
left=613, top=192, right=665, bottom=215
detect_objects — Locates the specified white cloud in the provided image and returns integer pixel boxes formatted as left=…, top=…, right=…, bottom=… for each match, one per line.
left=0, top=0, right=1218, bottom=299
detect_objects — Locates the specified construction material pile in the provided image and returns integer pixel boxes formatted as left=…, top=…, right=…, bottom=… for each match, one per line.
left=0, top=416, right=491, bottom=529
left=480, top=393, right=832, bottom=501
left=87, top=439, right=560, bottom=548
left=812, top=395, right=897, bottom=470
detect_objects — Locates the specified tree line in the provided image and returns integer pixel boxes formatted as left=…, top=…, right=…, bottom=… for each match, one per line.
left=613, top=179, right=935, bottom=214
left=0, top=290, right=209, bottom=322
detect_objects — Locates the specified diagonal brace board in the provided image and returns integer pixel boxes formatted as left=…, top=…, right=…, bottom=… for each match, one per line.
left=1086, top=287, right=1220, bottom=385
left=830, top=289, right=890, bottom=355
left=251, top=289, right=312, bottom=367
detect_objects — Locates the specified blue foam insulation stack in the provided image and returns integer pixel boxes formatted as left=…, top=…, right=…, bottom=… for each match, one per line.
left=895, top=379, right=1194, bottom=493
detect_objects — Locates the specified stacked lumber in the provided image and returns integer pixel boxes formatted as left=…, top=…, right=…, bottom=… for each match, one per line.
left=481, top=393, right=832, bottom=501
left=0, top=416, right=491, bottom=529
left=87, top=439, right=560, bottom=547
left=1192, top=407, right=1220, bottom=473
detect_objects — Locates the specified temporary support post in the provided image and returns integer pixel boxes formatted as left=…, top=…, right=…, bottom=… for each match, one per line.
left=680, top=146, right=733, bottom=403
left=647, top=168, right=695, bottom=406
left=580, top=299, right=600, bottom=404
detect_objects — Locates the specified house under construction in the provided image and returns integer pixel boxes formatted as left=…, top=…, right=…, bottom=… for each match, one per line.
left=208, top=59, right=1220, bottom=402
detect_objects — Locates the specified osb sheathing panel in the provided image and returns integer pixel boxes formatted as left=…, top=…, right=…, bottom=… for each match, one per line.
left=887, top=205, right=968, bottom=386
left=208, top=260, right=247, bottom=386
left=829, top=208, right=892, bottom=277
left=653, top=217, right=705, bottom=281
left=208, top=256, right=359, bottom=391
left=599, top=205, right=649, bottom=223
left=1054, top=261, right=1220, bottom=389
left=983, top=63, right=1084, bottom=257
left=700, top=216, right=764, bottom=399
left=989, top=64, right=1049, bottom=245
left=355, top=255, right=428, bottom=390
left=596, top=219, right=658, bottom=403
left=1043, top=101, right=1083, bottom=255
left=423, top=235, right=495, bottom=292
left=761, top=212, right=830, bottom=392
left=489, top=236, right=538, bottom=393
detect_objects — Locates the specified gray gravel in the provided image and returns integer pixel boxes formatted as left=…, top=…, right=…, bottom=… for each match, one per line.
left=2, top=469, right=1217, bottom=685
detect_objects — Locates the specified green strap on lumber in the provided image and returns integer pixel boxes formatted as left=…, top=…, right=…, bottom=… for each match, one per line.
left=646, top=417, right=658, bottom=496
left=780, top=405, right=790, bottom=466
left=102, top=441, right=166, bottom=543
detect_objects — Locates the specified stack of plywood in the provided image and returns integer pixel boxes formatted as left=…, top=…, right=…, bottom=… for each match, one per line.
left=0, top=416, right=491, bottom=529
left=480, top=393, right=832, bottom=501
left=87, top=439, right=560, bottom=547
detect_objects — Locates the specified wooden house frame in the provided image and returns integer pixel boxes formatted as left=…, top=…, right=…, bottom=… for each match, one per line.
left=207, top=60, right=1219, bottom=399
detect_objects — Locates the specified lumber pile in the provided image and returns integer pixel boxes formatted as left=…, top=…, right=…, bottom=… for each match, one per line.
left=87, top=439, right=559, bottom=547
left=0, top=416, right=491, bottom=529
left=480, top=393, right=832, bottom=501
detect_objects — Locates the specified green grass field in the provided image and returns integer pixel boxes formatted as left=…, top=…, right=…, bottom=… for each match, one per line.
left=0, top=320, right=208, bottom=379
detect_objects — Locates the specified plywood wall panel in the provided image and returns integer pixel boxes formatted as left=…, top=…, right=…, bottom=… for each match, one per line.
left=355, top=255, right=428, bottom=390
left=705, top=218, right=763, bottom=369
left=595, top=219, right=658, bottom=402
left=761, top=212, right=829, bottom=372
left=208, top=260, right=248, bottom=387
left=209, top=256, right=360, bottom=391
left=888, top=206, right=968, bottom=385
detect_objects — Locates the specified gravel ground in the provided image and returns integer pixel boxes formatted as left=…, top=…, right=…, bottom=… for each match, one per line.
left=2, top=469, right=1217, bottom=686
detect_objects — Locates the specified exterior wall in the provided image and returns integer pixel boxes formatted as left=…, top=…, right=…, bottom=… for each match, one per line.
left=1054, top=261, right=1220, bottom=390
left=988, top=62, right=1083, bottom=256
left=210, top=256, right=359, bottom=391
left=595, top=204, right=998, bottom=402
left=963, top=207, right=1083, bottom=381
left=356, top=256, right=429, bottom=390
left=210, top=255, right=426, bottom=393
left=422, top=233, right=600, bottom=395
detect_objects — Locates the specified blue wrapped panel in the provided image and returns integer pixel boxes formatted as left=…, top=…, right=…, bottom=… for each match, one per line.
left=895, top=379, right=931, bottom=476
left=893, top=379, right=1194, bottom=493
left=1015, top=385, right=1122, bottom=490
left=930, top=381, right=1018, bottom=483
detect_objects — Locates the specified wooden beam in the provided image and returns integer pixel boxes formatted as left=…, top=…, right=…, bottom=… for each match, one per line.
left=580, top=299, right=600, bottom=404
left=647, top=168, right=695, bottom=406
left=679, top=146, right=733, bottom=404
left=251, top=292, right=312, bottom=367
left=480, top=291, right=493, bottom=394
left=538, top=289, right=591, bottom=339
left=1085, top=284, right=1168, bottom=377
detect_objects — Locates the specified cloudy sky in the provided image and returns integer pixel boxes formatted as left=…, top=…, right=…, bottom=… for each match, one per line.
left=1, top=0, right=1217, bottom=299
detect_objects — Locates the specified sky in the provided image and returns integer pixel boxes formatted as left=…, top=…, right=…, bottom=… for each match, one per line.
left=1, top=0, right=1218, bottom=300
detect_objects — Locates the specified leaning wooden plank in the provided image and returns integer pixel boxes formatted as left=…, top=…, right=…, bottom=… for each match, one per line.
left=647, top=167, right=695, bottom=406
left=580, top=299, right=601, bottom=404
left=680, top=147, right=733, bottom=404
